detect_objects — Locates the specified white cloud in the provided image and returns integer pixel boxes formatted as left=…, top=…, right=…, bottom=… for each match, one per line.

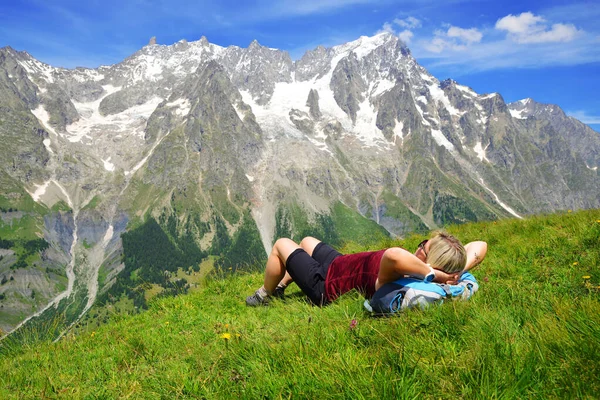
left=424, top=37, right=448, bottom=53
left=447, top=26, right=483, bottom=44
left=398, top=29, right=414, bottom=44
left=379, top=22, right=395, bottom=34
left=495, top=12, right=544, bottom=34
left=496, top=12, right=580, bottom=43
left=423, top=25, right=482, bottom=53
left=378, top=16, right=421, bottom=44
left=567, top=110, right=600, bottom=124
left=394, top=16, right=421, bottom=29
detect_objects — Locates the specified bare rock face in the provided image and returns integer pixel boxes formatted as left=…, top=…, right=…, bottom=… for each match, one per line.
left=330, top=52, right=366, bottom=123
left=306, top=89, right=321, bottom=119
left=295, top=45, right=332, bottom=81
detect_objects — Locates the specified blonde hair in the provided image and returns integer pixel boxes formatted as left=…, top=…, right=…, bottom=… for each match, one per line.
left=426, top=231, right=467, bottom=273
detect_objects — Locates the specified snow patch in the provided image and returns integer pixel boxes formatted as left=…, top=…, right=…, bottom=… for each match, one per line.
left=431, top=129, right=455, bottom=152
left=480, top=93, right=498, bottom=99
left=131, top=54, right=164, bottom=83
left=370, top=79, right=395, bottom=97
left=166, top=98, right=191, bottom=117
left=53, top=180, right=73, bottom=208
left=26, top=179, right=73, bottom=208
left=414, top=101, right=431, bottom=127
left=68, top=85, right=161, bottom=143
left=31, top=105, right=58, bottom=136
left=393, top=120, right=405, bottom=145
left=29, top=180, right=51, bottom=202
left=102, top=225, right=114, bottom=248
left=428, top=83, right=462, bottom=116
left=353, top=98, right=388, bottom=147
left=246, top=174, right=255, bottom=182
left=72, top=69, right=104, bottom=83
left=333, top=33, right=390, bottom=60
left=455, top=84, right=477, bottom=97
left=18, top=59, right=56, bottom=83
left=510, top=109, right=527, bottom=119
left=420, top=73, right=434, bottom=83
left=102, top=157, right=115, bottom=172
left=473, top=141, right=489, bottom=162
left=43, top=138, right=54, bottom=154
left=240, top=60, right=357, bottom=143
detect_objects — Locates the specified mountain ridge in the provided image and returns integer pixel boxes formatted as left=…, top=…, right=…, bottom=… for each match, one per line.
left=0, top=32, right=598, bottom=335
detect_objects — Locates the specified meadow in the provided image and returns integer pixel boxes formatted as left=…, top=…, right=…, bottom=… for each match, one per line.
left=1, top=209, right=599, bottom=399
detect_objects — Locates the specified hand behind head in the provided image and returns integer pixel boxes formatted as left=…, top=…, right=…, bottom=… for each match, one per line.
left=433, top=269, right=460, bottom=285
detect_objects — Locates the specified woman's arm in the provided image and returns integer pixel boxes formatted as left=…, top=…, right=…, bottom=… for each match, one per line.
left=377, top=247, right=453, bottom=289
left=463, top=241, right=488, bottom=272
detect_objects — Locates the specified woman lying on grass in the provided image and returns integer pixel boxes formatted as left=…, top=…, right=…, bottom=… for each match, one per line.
left=246, top=232, right=487, bottom=306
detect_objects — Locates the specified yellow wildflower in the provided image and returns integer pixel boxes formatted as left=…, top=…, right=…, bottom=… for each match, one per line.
left=220, top=333, right=231, bottom=340
left=224, top=323, right=230, bottom=328
left=573, top=262, right=579, bottom=266
left=583, top=275, right=591, bottom=279
left=165, top=321, right=170, bottom=326
left=568, top=210, right=572, bottom=213
left=236, top=333, right=241, bottom=338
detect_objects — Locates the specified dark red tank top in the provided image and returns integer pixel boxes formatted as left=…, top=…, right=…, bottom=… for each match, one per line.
left=324, top=249, right=387, bottom=301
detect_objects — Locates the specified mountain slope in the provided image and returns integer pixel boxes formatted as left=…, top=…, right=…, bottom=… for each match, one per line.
left=2, top=210, right=599, bottom=398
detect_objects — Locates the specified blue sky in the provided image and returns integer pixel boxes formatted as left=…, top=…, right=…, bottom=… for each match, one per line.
left=1, top=0, right=599, bottom=131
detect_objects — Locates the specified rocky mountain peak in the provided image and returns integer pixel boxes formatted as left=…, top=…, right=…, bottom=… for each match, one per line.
left=508, top=97, right=567, bottom=119
left=440, top=79, right=458, bottom=89
left=248, top=39, right=261, bottom=50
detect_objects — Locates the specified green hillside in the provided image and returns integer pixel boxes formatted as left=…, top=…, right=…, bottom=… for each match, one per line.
left=1, top=209, right=599, bottom=399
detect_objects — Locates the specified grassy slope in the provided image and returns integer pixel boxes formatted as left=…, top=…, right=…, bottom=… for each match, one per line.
left=1, top=210, right=599, bottom=399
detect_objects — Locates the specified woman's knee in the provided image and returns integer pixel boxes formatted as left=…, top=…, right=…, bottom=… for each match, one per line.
left=273, top=238, right=300, bottom=258
left=300, top=236, right=321, bottom=255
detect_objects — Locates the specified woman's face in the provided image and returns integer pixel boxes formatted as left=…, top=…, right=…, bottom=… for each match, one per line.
left=415, top=239, right=430, bottom=262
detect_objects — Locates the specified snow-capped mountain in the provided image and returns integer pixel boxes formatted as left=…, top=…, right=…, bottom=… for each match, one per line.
left=0, top=32, right=598, bottom=334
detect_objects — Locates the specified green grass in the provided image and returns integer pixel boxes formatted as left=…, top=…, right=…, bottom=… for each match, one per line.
left=330, top=201, right=390, bottom=245
left=1, top=209, right=599, bottom=398
left=82, top=195, right=101, bottom=211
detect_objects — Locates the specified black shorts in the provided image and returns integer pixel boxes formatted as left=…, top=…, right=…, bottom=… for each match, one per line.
left=285, top=242, right=342, bottom=306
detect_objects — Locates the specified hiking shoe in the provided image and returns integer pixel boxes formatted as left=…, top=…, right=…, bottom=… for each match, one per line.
left=246, top=290, right=269, bottom=307
left=273, top=285, right=286, bottom=299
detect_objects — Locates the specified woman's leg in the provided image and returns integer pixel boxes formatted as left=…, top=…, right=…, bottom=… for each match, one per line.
left=247, top=238, right=301, bottom=306
left=263, top=238, right=301, bottom=293
left=300, top=236, right=322, bottom=256
left=276, top=236, right=323, bottom=288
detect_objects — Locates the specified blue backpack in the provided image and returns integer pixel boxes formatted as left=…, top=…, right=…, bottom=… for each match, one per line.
left=364, top=272, right=479, bottom=315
